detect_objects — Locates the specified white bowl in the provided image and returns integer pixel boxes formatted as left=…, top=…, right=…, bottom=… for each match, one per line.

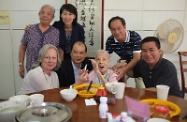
left=0, top=100, right=26, bottom=122
left=60, top=89, right=77, bottom=102
left=147, top=118, right=170, bottom=122
left=9, top=95, right=30, bottom=106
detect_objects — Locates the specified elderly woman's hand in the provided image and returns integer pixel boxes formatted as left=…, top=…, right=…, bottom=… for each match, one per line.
left=90, top=59, right=100, bottom=74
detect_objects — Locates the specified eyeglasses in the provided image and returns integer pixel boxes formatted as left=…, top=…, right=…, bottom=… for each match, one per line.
left=44, top=56, right=57, bottom=60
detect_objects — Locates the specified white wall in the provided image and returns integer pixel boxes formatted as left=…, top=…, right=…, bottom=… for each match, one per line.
left=0, top=0, right=186, bottom=99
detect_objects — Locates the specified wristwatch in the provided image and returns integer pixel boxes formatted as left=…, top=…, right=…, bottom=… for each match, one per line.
left=19, top=63, right=23, bottom=66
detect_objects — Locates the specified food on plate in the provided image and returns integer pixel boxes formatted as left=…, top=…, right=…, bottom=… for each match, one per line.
left=73, top=84, right=100, bottom=98
left=79, top=90, right=93, bottom=94
left=141, top=99, right=181, bottom=118
left=153, top=105, right=170, bottom=119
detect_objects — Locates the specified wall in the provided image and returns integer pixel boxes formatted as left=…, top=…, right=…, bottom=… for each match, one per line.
left=0, top=0, right=186, bottom=99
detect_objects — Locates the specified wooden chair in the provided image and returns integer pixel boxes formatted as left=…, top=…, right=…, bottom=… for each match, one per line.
left=178, top=51, right=187, bottom=97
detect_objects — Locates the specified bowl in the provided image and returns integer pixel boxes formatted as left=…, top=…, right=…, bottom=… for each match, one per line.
left=9, top=95, right=30, bottom=106
left=60, top=89, right=77, bottom=102
left=0, top=100, right=26, bottom=122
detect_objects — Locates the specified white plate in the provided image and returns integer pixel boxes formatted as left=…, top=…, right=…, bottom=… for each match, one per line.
left=147, top=118, right=170, bottom=122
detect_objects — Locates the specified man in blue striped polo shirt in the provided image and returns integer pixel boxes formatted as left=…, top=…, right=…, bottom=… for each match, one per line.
left=106, top=16, right=145, bottom=88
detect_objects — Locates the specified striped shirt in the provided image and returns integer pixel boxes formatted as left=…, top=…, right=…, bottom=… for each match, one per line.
left=106, top=30, right=141, bottom=63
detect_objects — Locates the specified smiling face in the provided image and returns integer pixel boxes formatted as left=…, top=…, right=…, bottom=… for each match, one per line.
left=39, top=5, right=54, bottom=26
left=61, top=9, right=76, bottom=26
left=110, top=19, right=126, bottom=43
left=95, top=51, right=110, bottom=74
left=70, top=42, right=86, bottom=67
left=141, top=41, right=162, bottom=69
left=41, top=48, right=57, bottom=73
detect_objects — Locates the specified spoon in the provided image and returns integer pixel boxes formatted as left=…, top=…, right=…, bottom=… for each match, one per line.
left=68, top=85, right=72, bottom=94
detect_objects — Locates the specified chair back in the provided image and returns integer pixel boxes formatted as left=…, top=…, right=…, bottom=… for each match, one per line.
left=178, top=51, right=187, bottom=97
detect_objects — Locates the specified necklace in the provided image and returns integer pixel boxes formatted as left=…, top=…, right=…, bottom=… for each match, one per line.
left=43, top=72, right=54, bottom=88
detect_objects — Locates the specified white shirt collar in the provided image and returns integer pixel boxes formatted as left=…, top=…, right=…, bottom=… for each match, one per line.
left=114, top=30, right=130, bottom=43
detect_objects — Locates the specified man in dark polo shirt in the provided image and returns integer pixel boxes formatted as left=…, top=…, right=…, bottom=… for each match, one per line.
left=106, top=16, right=145, bottom=88
left=126, top=36, right=182, bottom=97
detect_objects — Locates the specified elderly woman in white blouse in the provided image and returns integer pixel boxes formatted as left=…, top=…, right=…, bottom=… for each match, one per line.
left=18, top=44, right=61, bottom=94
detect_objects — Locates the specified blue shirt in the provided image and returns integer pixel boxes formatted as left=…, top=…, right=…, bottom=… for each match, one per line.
left=71, top=60, right=82, bottom=82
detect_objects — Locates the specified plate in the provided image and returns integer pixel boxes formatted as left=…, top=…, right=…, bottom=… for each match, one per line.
left=73, top=84, right=100, bottom=98
left=141, top=99, right=181, bottom=118
left=147, top=118, right=170, bottom=122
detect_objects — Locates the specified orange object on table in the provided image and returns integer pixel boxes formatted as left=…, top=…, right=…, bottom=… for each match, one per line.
left=96, top=86, right=107, bottom=96
left=153, top=105, right=170, bottom=119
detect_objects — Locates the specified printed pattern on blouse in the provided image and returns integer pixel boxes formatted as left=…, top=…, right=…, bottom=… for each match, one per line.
left=21, top=24, right=59, bottom=71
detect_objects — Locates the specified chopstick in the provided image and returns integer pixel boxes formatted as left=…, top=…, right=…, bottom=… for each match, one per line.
left=87, top=81, right=93, bottom=92
left=84, top=64, right=87, bottom=70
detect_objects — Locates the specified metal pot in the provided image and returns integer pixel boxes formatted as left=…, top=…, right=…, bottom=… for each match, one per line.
left=0, top=100, right=26, bottom=122
left=14, top=102, right=72, bottom=122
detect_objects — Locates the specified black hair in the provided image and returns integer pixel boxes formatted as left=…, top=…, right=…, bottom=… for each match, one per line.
left=141, top=36, right=161, bottom=49
left=60, top=4, right=78, bottom=25
left=108, top=16, right=126, bottom=29
left=71, top=41, right=87, bottom=52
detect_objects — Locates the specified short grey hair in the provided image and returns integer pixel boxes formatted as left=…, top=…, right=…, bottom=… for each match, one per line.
left=95, top=50, right=110, bottom=60
left=33, top=44, right=61, bottom=71
left=39, top=4, right=55, bottom=18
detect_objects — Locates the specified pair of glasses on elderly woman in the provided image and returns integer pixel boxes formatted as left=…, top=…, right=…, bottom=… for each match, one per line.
left=44, top=56, right=57, bottom=60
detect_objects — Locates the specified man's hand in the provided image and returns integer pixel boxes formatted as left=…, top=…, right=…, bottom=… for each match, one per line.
left=19, top=65, right=25, bottom=78
left=115, top=67, right=126, bottom=81
left=112, top=62, right=127, bottom=72
left=76, top=70, right=89, bottom=85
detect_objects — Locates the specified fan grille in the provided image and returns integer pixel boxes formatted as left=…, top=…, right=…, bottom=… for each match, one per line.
left=155, top=19, right=183, bottom=53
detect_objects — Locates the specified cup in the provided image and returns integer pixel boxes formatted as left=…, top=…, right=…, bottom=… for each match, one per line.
left=156, top=85, right=169, bottom=100
left=107, top=83, right=125, bottom=99
left=29, top=94, right=44, bottom=106
left=105, top=82, right=118, bottom=94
